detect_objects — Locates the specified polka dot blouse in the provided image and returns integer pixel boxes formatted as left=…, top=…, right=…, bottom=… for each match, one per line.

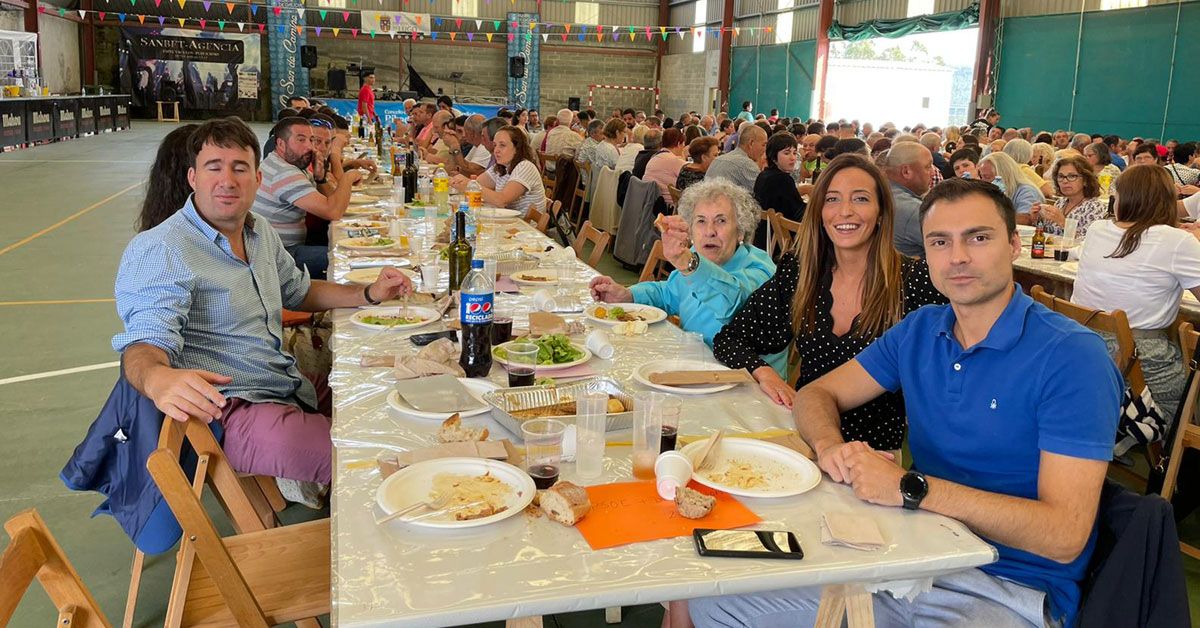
left=713, top=253, right=947, bottom=450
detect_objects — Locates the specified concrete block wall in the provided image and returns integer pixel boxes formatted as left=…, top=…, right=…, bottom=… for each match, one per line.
left=539, top=48, right=656, bottom=114
left=658, top=50, right=717, bottom=117
left=0, top=12, right=82, bottom=94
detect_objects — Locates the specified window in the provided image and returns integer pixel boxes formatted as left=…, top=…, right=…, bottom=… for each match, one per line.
left=775, top=0, right=793, bottom=44
left=692, top=0, right=707, bottom=53
left=316, top=0, right=346, bottom=8
left=905, top=0, right=934, bottom=18
left=575, top=2, right=599, bottom=26
left=1100, top=0, right=1148, bottom=9
left=456, top=0, right=478, bottom=18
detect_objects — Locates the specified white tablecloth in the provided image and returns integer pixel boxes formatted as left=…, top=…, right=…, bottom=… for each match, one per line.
left=326, top=205, right=997, bottom=627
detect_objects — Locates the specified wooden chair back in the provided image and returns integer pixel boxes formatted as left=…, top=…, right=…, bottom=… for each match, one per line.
left=569, top=161, right=591, bottom=229
left=524, top=204, right=551, bottom=234
left=571, top=220, right=612, bottom=269
left=1028, top=285, right=1146, bottom=393
left=770, top=211, right=802, bottom=260
left=667, top=185, right=682, bottom=207
left=147, top=422, right=329, bottom=627
left=1, top=509, right=110, bottom=628
left=1161, top=322, right=1200, bottom=561
left=638, top=240, right=672, bottom=283
left=537, top=151, right=556, bottom=194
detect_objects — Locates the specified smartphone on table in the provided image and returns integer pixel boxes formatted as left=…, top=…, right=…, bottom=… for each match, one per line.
left=693, top=529, right=804, bottom=560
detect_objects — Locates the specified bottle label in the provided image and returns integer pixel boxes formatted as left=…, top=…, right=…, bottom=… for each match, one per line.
left=460, top=291, right=494, bottom=325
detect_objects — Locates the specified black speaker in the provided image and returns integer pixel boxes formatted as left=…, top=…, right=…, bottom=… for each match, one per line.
left=326, top=68, right=346, bottom=92
left=508, top=56, right=525, bottom=79
left=300, top=45, right=317, bottom=69
left=568, top=97, right=581, bottom=110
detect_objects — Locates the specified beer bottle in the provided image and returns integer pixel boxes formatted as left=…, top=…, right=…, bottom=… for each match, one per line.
left=1031, top=225, right=1046, bottom=259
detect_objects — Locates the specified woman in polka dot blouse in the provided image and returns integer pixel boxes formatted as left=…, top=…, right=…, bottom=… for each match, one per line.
left=713, top=154, right=947, bottom=452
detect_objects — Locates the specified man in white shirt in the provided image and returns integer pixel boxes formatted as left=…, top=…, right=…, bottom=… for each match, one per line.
left=544, top=108, right=583, bottom=158
left=441, top=114, right=496, bottom=176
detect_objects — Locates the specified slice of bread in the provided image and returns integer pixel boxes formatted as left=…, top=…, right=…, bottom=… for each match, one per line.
left=437, top=413, right=489, bottom=443
left=539, top=481, right=591, bottom=526
left=674, top=486, right=716, bottom=519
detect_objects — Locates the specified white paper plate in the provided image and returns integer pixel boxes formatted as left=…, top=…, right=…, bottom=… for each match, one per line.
left=376, top=457, right=535, bottom=529
left=337, top=219, right=389, bottom=230
left=340, top=236, right=401, bottom=251
left=386, top=377, right=496, bottom=419
left=343, top=266, right=417, bottom=285
left=634, top=359, right=737, bottom=395
left=492, top=340, right=592, bottom=372
left=680, top=438, right=821, bottom=498
left=349, top=195, right=379, bottom=206
left=478, top=207, right=522, bottom=220
left=585, top=303, right=668, bottom=326
left=509, top=269, right=559, bottom=286
left=350, top=306, right=440, bottom=331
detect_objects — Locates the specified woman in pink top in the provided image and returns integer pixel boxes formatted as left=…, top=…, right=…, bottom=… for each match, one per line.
left=644, top=128, right=687, bottom=205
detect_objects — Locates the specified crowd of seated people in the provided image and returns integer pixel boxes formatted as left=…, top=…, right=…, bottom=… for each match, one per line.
left=99, top=96, right=1200, bottom=627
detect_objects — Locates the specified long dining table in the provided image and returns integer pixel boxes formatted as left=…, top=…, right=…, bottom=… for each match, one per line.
left=323, top=184, right=997, bottom=627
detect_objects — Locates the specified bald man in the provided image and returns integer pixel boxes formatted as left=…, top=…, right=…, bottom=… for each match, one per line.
left=706, top=125, right=767, bottom=192
left=884, top=141, right=934, bottom=257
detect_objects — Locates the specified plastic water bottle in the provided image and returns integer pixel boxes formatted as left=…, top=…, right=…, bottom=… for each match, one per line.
left=459, top=259, right=494, bottom=378
left=433, top=166, right=450, bottom=210
left=466, top=178, right=483, bottom=210
left=417, top=174, right=433, bottom=205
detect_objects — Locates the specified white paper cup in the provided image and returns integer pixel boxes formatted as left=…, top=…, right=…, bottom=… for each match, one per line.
left=585, top=329, right=615, bottom=359
left=654, top=451, right=694, bottom=500
left=420, top=263, right=441, bottom=291
left=532, top=289, right=558, bottom=312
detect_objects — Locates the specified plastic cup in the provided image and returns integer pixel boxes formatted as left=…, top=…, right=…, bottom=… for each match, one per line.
left=505, top=342, right=539, bottom=387
left=482, top=258, right=498, bottom=283
left=658, top=396, right=681, bottom=453
left=654, top=451, right=694, bottom=500
left=585, top=329, right=615, bottom=359
left=532, top=289, right=558, bottom=312
left=632, top=392, right=663, bottom=480
left=522, top=418, right=566, bottom=489
left=420, top=258, right=441, bottom=291
left=575, top=391, right=608, bottom=480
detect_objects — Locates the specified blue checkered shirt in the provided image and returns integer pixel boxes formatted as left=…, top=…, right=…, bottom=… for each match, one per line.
left=112, top=196, right=317, bottom=409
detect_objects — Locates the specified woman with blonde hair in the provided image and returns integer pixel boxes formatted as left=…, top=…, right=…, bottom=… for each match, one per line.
left=1031, top=142, right=1056, bottom=177
left=713, top=154, right=946, bottom=453
left=1072, top=165, right=1200, bottom=420
left=979, top=151, right=1045, bottom=223
left=944, top=125, right=961, bottom=152
left=1003, top=138, right=1054, bottom=197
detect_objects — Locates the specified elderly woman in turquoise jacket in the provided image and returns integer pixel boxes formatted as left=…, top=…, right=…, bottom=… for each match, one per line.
left=588, top=178, right=784, bottom=373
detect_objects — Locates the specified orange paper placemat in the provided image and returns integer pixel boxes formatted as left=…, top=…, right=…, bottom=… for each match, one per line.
left=576, top=481, right=761, bottom=550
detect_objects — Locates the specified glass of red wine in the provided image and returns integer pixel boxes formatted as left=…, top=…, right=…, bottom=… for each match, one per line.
left=505, top=341, right=539, bottom=387
left=659, top=396, right=682, bottom=453
left=521, top=418, right=566, bottom=489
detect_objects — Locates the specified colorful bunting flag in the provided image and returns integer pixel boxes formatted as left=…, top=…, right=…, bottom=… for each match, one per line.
left=485, top=32, right=493, bottom=42
left=98, top=11, right=106, bottom=19
left=296, top=7, right=304, bottom=18
left=78, top=9, right=87, bottom=19
left=449, top=31, right=456, bottom=40
left=431, top=31, right=437, bottom=39
left=466, top=32, right=473, bottom=41
left=158, top=14, right=165, bottom=24
left=332, top=27, right=340, bottom=36
left=492, top=20, right=499, bottom=30
left=198, top=17, right=205, bottom=27
left=249, top=3, right=257, bottom=15
left=201, top=1, right=210, bottom=11
left=257, top=22, right=264, bottom=32
left=454, top=17, right=461, bottom=28
left=474, top=20, right=482, bottom=30
left=315, top=26, right=322, bottom=35
left=272, top=5, right=280, bottom=16
left=319, top=9, right=326, bottom=20
left=341, top=10, right=349, bottom=21
left=226, top=2, right=234, bottom=13
left=136, top=13, right=145, bottom=22
left=117, top=12, right=126, bottom=21
left=351, top=27, right=358, bottom=37
left=178, top=16, right=186, bottom=26
left=217, top=19, right=224, bottom=28
left=236, top=21, right=243, bottom=29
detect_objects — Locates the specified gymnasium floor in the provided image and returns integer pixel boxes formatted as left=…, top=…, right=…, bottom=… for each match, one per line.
left=1, top=121, right=1198, bottom=626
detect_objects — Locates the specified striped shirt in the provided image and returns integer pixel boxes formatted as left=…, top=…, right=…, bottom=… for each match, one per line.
left=253, top=152, right=319, bottom=247
left=112, top=197, right=317, bottom=410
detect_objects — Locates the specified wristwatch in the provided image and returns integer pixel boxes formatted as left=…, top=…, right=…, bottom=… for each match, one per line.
left=682, top=251, right=700, bottom=274
left=363, top=284, right=382, bottom=305
left=448, top=149, right=461, bottom=156
left=900, top=471, right=929, bottom=510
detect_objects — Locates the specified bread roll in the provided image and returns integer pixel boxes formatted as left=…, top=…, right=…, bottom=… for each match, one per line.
left=540, top=481, right=591, bottom=526
left=674, top=486, right=716, bottom=519
left=437, top=413, right=490, bottom=443
left=606, top=398, right=626, bottom=413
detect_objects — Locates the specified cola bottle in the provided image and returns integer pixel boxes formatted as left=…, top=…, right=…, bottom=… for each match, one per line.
left=459, top=259, right=494, bottom=378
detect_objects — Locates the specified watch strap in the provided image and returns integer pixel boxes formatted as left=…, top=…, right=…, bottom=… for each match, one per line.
left=363, top=284, right=381, bottom=305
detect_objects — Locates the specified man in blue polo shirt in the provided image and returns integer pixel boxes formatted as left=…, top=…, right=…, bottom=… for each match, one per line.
left=689, top=178, right=1121, bottom=628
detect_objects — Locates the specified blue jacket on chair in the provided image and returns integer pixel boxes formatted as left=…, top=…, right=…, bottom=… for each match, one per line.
left=59, top=372, right=213, bottom=554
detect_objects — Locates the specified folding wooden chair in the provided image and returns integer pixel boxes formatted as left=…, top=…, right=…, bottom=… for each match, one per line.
left=146, top=420, right=329, bottom=628
left=1029, top=285, right=1160, bottom=486
left=1, top=509, right=110, bottom=628
left=1160, top=322, right=1200, bottom=559
left=122, top=417, right=291, bottom=628
left=571, top=220, right=612, bottom=269
left=638, top=240, right=672, bottom=283
left=537, top=151, right=556, bottom=195
left=569, top=161, right=591, bottom=229
left=524, top=203, right=551, bottom=234
left=770, top=210, right=802, bottom=259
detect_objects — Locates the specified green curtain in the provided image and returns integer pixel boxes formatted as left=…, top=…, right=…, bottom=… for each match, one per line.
left=829, top=3, right=979, bottom=41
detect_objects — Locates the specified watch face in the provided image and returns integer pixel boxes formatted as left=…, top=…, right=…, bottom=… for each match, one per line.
left=901, top=472, right=928, bottom=499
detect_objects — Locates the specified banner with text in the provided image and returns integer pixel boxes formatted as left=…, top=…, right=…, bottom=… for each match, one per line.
left=118, top=27, right=260, bottom=110
left=359, top=11, right=431, bottom=35
left=507, top=12, right=539, bottom=111
left=267, top=0, right=309, bottom=118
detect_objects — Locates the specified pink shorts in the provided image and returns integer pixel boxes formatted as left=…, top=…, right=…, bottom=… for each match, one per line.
left=217, top=373, right=333, bottom=484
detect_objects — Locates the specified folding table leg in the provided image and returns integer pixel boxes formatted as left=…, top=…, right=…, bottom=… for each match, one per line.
left=816, top=584, right=876, bottom=628
left=844, top=585, right=875, bottom=628
left=505, top=617, right=543, bottom=627
left=605, top=606, right=622, bottom=623
left=814, top=585, right=847, bottom=628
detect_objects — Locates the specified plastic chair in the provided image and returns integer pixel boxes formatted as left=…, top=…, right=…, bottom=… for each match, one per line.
left=1, top=509, right=110, bottom=627
left=571, top=220, right=613, bottom=270
left=147, top=419, right=328, bottom=627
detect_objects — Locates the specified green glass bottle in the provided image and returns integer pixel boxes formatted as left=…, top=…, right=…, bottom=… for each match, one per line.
left=448, top=210, right=473, bottom=291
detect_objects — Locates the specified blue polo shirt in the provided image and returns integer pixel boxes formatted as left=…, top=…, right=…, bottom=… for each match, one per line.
left=856, top=285, right=1121, bottom=626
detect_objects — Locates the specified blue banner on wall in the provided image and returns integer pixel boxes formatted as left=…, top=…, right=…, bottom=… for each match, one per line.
left=267, top=0, right=308, bottom=119
left=323, top=99, right=502, bottom=130
left=507, top=12, right=539, bottom=111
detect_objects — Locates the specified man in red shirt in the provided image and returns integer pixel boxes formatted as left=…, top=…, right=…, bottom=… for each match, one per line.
left=357, top=72, right=377, bottom=124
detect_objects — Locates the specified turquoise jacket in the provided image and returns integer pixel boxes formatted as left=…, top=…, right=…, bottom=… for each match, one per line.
left=630, top=244, right=787, bottom=374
